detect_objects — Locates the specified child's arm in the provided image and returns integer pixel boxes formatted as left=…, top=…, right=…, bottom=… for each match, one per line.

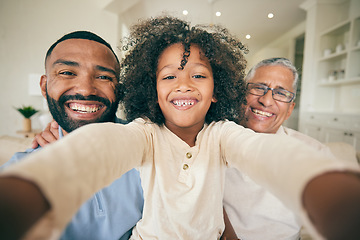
left=221, top=207, right=240, bottom=240
left=302, top=171, right=360, bottom=239
left=0, top=176, right=50, bottom=240
left=221, top=122, right=360, bottom=239
left=0, top=121, right=147, bottom=239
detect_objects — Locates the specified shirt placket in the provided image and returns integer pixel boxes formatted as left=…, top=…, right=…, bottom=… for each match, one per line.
left=178, top=150, right=195, bottom=183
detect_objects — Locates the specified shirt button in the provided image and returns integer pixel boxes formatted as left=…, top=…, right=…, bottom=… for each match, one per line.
left=186, top=152, right=192, bottom=159
left=183, top=164, right=189, bottom=170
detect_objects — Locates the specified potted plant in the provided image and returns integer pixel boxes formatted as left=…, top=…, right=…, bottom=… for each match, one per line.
left=15, top=105, right=39, bottom=132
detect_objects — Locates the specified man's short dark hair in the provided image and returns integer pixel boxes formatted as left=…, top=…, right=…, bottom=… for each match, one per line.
left=45, top=31, right=119, bottom=64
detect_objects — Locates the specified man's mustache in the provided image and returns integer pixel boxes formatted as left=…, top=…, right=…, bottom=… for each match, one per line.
left=58, top=94, right=111, bottom=106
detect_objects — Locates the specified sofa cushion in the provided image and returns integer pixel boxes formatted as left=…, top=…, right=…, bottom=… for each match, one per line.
left=0, top=135, right=32, bottom=166
left=324, top=141, right=359, bottom=166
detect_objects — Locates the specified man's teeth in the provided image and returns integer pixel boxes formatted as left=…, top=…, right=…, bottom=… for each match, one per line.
left=173, top=100, right=195, bottom=106
left=252, top=109, right=273, bottom=117
left=69, top=103, right=102, bottom=113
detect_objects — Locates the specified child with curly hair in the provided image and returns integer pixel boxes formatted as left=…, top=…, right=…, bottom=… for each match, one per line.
left=1, top=16, right=360, bottom=240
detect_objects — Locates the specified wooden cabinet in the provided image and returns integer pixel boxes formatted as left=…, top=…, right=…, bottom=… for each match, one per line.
left=323, top=128, right=360, bottom=150
left=302, top=124, right=323, bottom=141
left=301, top=114, right=325, bottom=141
left=300, top=112, right=360, bottom=152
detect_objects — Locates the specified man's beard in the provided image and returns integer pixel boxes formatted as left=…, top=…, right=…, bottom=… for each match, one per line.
left=46, top=93, right=119, bottom=133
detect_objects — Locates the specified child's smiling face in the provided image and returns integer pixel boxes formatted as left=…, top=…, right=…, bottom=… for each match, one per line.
left=156, top=43, right=217, bottom=143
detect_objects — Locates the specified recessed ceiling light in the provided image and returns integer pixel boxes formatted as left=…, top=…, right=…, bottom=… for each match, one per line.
left=183, top=10, right=188, bottom=15
left=246, top=34, right=251, bottom=39
left=215, top=11, right=221, bottom=17
left=268, top=13, right=274, bottom=19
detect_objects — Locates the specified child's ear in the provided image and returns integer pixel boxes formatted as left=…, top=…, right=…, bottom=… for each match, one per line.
left=212, top=96, right=217, bottom=103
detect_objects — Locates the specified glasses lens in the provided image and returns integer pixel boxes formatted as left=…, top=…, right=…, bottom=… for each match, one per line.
left=247, top=83, right=294, bottom=102
left=248, top=83, right=266, bottom=96
left=273, top=89, right=294, bottom=102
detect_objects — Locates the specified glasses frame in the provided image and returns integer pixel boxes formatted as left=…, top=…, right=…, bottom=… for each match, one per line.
left=246, top=83, right=295, bottom=103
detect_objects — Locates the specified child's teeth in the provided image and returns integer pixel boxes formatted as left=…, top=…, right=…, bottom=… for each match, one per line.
left=174, top=100, right=194, bottom=106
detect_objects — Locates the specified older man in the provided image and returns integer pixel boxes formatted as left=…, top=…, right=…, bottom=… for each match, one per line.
left=1, top=31, right=143, bottom=240
left=223, top=57, right=333, bottom=239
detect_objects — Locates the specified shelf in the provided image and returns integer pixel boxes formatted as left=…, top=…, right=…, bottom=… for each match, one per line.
left=319, top=77, right=360, bottom=86
left=317, top=12, right=360, bottom=88
left=319, top=50, right=347, bottom=61
left=299, top=0, right=360, bottom=146
left=351, top=45, right=360, bottom=51
left=16, top=129, right=41, bottom=138
left=319, top=19, right=350, bottom=37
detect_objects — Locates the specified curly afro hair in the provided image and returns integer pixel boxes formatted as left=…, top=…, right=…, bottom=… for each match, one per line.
left=119, top=16, right=248, bottom=126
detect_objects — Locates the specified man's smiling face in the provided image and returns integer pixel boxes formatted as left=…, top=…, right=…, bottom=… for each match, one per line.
left=244, top=65, right=295, bottom=134
left=41, top=38, right=119, bottom=133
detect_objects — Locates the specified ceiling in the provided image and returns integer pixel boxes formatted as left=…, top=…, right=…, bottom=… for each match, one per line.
left=106, top=0, right=307, bottom=57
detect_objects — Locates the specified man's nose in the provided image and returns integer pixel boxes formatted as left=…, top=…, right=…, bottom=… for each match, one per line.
left=74, top=75, right=97, bottom=96
left=258, top=90, right=275, bottom=106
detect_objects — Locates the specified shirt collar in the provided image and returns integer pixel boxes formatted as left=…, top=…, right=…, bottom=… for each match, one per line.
left=275, top=125, right=286, bottom=135
left=58, top=126, right=64, bottom=139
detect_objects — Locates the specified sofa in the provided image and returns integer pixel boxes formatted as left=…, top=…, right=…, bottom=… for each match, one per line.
left=0, top=135, right=33, bottom=165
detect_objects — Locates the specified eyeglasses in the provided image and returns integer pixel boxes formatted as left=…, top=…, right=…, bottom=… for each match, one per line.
left=247, top=83, right=295, bottom=103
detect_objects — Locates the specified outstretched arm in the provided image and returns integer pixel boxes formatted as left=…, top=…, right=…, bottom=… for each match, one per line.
left=2, top=171, right=359, bottom=240
left=303, top=171, right=360, bottom=239
left=222, top=123, right=360, bottom=239
left=0, top=177, right=50, bottom=240
left=0, top=122, right=146, bottom=239
left=221, top=207, right=240, bottom=240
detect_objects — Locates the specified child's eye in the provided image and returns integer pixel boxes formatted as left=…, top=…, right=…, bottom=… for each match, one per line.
left=193, top=74, right=206, bottom=79
left=163, top=75, right=176, bottom=80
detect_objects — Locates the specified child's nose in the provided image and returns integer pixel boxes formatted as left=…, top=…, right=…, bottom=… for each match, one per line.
left=176, top=76, right=194, bottom=92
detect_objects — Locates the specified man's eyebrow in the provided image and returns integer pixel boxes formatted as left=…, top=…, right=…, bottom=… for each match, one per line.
left=96, top=65, right=117, bottom=76
left=255, top=82, right=268, bottom=86
left=52, top=59, right=79, bottom=67
left=51, top=60, right=116, bottom=76
left=257, top=82, right=286, bottom=90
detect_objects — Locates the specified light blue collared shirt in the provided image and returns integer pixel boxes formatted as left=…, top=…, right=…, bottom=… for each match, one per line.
left=2, top=121, right=144, bottom=240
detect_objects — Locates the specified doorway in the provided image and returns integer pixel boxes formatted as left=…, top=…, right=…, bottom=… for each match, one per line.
left=284, top=33, right=304, bottom=130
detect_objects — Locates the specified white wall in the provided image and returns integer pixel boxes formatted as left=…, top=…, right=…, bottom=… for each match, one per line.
left=248, top=21, right=306, bottom=68
left=0, top=0, right=308, bottom=136
left=246, top=21, right=306, bottom=130
left=0, top=0, right=118, bottom=137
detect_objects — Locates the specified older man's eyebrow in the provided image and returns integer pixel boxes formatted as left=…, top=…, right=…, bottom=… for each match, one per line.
left=258, top=82, right=287, bottom=90
left=96, top=65, right=117, bottom=76
left=52, top=59, right=79, bottom=67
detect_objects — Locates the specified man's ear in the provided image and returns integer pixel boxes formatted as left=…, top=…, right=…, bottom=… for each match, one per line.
left=285, top=102, right=296, bottom=120
left=212, top=96, right=218, bottom=103
left=40, top=75, right=47, bottom=98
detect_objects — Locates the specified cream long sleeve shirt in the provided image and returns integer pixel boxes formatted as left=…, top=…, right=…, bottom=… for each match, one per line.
left=1, top=119, right=358, bottom=240
left=223, top=126, right=335, bottom=240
